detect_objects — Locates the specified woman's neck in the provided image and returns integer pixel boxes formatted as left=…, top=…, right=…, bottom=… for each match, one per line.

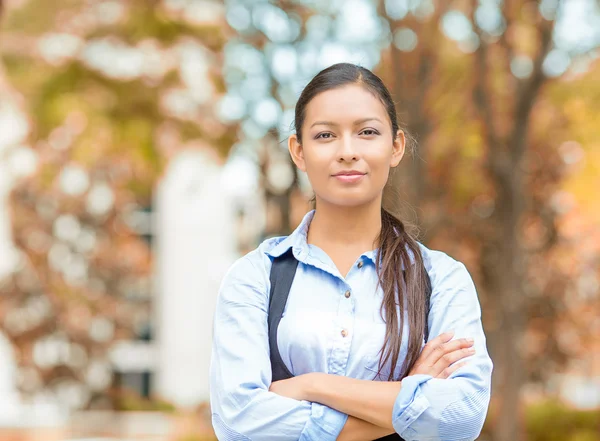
left=307, top=198, right=382, bottom=253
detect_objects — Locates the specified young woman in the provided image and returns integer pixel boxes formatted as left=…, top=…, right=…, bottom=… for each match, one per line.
left=209, top=63, right=493, bottom=441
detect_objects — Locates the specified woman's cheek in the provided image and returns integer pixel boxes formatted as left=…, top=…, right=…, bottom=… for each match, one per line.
left=368, top=162, right=387, bottom=182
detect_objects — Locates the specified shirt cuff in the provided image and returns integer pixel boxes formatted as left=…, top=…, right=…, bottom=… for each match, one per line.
left=392, top=374, right=432, bottom=437
left=299, top=402, right=348, bottom=441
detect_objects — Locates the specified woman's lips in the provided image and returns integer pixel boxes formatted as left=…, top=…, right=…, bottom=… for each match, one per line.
left=332, top=173, right=366, bottom=183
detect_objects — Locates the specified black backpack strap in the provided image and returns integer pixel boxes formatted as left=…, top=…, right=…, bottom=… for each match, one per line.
left=268, top=248, right=298, bottom=382
left=424, top=268, right=432, bottom=343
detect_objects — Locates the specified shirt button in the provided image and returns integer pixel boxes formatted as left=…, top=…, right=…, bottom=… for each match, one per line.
left=344, top=290, right=351, bottom=298
left=341, top=329, right=348, bottom=338
left=357, top=261, right=363, bottom=268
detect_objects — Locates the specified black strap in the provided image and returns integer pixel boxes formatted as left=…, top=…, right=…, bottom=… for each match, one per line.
left=268, top=249, right=432, bottom=440
left=423, top=267, right=432, bottom=343
left=268, top=249, right=298, bottom=382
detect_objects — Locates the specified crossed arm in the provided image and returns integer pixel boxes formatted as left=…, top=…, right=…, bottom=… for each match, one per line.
left=269, top=331, right=475, bottom=441
left=272, top=373, right=399, bottom=440
left=210, top=256, right=492, bottom=441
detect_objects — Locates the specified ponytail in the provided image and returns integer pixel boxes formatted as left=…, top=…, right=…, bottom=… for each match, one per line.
left=375, top=208, right=429, bottom=380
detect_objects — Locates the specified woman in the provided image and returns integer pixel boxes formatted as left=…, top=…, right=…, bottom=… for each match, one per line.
left=209, top=63, right=493, bottom=441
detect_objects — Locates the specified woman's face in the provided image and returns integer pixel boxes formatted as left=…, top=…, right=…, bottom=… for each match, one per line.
left=289, top=84, right=405, bottom=208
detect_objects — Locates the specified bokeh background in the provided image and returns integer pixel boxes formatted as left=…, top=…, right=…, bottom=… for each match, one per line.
left=0, top=0, right=599, bottom=440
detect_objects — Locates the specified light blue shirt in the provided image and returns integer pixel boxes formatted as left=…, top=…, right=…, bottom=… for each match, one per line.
left=210, top=210, right=493, bottom=441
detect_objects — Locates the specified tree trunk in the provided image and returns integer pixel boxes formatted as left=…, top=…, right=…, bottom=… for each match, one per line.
left=483, top=163, right=527, bottom=441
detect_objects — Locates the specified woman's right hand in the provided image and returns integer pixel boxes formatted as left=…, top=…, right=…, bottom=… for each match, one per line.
left=408, top=331, right=475, bottom=379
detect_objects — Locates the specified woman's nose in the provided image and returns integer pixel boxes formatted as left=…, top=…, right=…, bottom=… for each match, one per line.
left=337, top=136, right=358, bottom=162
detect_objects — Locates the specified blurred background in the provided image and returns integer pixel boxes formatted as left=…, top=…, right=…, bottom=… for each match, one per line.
left=0, top=0, right=598, bottom=440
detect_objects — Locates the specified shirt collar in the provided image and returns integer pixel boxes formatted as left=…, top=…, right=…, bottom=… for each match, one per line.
left=266, top=210, right=314, bottom=261
left=266, top=210, right=379, bottom=264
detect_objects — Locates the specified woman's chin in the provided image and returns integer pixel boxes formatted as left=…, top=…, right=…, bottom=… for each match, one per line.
left=320, top=194, right=379, bottom=208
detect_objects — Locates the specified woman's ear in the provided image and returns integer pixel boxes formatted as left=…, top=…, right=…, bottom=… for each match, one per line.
left=288, top=134, right=306, bottom=172
left=391, top=130, right=406, bottom=168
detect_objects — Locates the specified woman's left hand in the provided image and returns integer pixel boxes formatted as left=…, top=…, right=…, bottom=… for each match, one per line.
left=269, top=373, right=318, bottom=401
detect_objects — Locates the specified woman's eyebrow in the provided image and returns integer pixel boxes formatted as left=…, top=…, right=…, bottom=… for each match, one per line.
left=354, top=117, right=383, bottom=125
left=309, top=117, right=383, bottom=128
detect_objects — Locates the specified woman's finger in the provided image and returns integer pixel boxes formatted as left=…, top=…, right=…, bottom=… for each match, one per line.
left=436, top=361, right=468, bottom=379
left=430, top=347, right=476, bottom=377
left=422, top=337, right=474, bottom=368
left=409, top=332, right=475, bottom=377
left=419, top=330, right=455, bottom=359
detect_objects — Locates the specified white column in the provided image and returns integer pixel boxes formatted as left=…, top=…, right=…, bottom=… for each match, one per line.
left=153, top=149, right=236, bottom=407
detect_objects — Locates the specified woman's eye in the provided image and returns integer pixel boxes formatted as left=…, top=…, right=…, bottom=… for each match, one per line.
left=315, top=132, right=334, bottom=139
left=360, top=129, right=379, bottom=136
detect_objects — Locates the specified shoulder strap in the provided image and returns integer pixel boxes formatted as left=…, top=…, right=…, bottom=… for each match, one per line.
left=424, top=268, right=432, bottom=343
left=268, top=248, right=298, bottom=382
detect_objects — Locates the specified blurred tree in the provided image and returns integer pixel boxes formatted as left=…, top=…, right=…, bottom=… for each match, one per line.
left=0, top=0, right=233, bottom=409
left=376, top=1, right=599, bottom=440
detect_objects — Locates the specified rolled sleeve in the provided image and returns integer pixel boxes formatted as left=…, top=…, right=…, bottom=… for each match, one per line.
left=299, top=402, right=348, bottom=441
left=392, top=374, right=432, bottom=436
left=392, top=252, right=494, bottom=440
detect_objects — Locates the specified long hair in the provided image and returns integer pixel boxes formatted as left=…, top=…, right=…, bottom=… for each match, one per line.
left=294, top=63, right=428, bottom=380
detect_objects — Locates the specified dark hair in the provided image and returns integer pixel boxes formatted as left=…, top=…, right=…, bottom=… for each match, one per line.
left=294, top=63, right=428, bottom=381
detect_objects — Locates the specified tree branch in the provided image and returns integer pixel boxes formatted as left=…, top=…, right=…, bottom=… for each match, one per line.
left=498, top=0, right=518, bottom=64
left=470, top=0, right=503, bottom=178
left=413, top=0, right=450, bottom=121
left=510, top=4, right=559, bottom=164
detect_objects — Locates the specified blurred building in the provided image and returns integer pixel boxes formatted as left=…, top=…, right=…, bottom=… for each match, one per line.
left=0, top=0, right=267, bottom=430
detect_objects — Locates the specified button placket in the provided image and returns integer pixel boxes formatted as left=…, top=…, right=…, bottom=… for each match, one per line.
left=340, top=287, right=354, bottom=325
left=330, top=320, right=352, bottom=374
left=330, top=283, right=355, bottom=375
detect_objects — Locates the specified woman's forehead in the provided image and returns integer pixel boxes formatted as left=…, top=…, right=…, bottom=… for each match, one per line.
left=304, top=85, right=389, bottom=124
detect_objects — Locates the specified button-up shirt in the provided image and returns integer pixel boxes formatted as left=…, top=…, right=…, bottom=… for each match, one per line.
left=210, top=210, right=493, bottom=440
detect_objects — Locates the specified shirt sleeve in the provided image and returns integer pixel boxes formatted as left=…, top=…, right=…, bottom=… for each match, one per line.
left=391, top=258, right=494, bottom=441
left=209, top=251, right=348, bottom=441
